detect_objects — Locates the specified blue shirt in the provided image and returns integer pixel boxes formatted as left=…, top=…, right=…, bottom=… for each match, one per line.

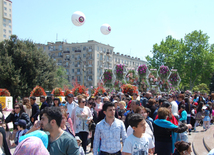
left=93, top=118, right=127, bottom=154
left=179, top=110, right=187, bottom=122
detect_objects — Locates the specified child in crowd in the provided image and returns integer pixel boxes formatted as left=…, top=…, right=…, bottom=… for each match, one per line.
left=203, top=106, right=211, bottom=131
left=12, top=119, right=28, bottom=146
left=122, top=113, right=154, bottom=155
left=144, top=108, right=154, bottom=123
left=75, top=136, right=85, bottom=155
left=118, top=101, right=126, bottom=122
left=179, top=105, right=187, bottom=123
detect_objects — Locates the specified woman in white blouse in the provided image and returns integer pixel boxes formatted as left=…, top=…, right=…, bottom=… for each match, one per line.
left=23, top=98, right=32, bottom=118
left=71, top=95, right=93, bottom=153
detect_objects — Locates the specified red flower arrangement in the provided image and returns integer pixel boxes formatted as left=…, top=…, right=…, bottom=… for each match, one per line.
left=51, top=87, right=64, bottom=96
left=0, top=89, right=10, bottom=96
left=64, top=90, right=72, bottom=96
left=94, top=83, right=106, bottom=96
left=30, top=86, right=46, bottom=97
left=121, top=84, right=138, bottom=96
left=71, top=80, right=88, bottom=97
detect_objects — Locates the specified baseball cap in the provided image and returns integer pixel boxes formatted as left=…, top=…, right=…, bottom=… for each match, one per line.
left=67, top=94, right=74, bottom=98
left=15, top=119, right=26, bottom=127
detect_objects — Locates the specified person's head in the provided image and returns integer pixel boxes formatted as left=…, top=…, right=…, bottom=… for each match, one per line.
left=131, top=100, right=140, bottom=112
left=199, top=96, right=203, bottom=101
left=53, top=98, right=60, bottom=106
left=180, top=104, right=186, bottom=111
left=178, top=94, right=184, bottom=102
left=2, top=123, right=9, bottom=131
left=146, top=92, right=150, bottom=98
left=67, top=94, right=74, bottom=104
left=158, top=98, right=166, bottom=107
left=103, top=101, right=115, bottom=119
left=192, top=105, right=196, bottom=109
left=95, top=96, right=102, bottom=103
left=75, top=136, right=82, bottom=146
left=161, top=101, right=172, bottom=113
left=129, top=113, right=146, bottom=134
left=157, top=107, right=170, bottom=119
left=15, top=119, right=26, bottom=130
left=174, top=141, right=191, bottom=155
left=40, top=96, right=46, bottom=103
left=103, top=97, right=109, bottom=102
left=13, top=137, right=50, bottom=155
left=40, top=107, right=62, bottom=132
left=23, top=98, right=31, bottom=108
left=132, top=93, right=138, bottom=100
left=144, top=108, right=151, bottom=118
left=78, top=96, right=86, bottom=106
left=167, top=94, right=174, bottom=102
left=119, top=101, right=126, bottom=110
left=148, top=98, right=156, bottom=106
left=30, top=96, right=36, bottom=105
left=60, top=109, right=67, bottom=128
left=14, top=103, right=25, bottom=114
left=113, top=100, right=118, bottom=108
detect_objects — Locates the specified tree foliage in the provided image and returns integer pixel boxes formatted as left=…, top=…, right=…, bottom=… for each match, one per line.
left=193, top=83, right=210, bottom=94
left=55, top=66, right=72, bottom=88
left=146, top=30, right=214, bottom=90
left=0, top=35, right=57, bottom=98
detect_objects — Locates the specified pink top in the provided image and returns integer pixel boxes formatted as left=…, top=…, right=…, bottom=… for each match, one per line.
left=212, top=109, right=214, bottom=116
left=67, top=118, right=75, bottom=135
left=95, top=102, right=103, bottom=114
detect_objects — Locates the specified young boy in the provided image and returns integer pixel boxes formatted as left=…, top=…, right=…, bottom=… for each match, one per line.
left=122, top=114, right=154, bottom=155
left=12, top=119, right=28, bottom=146
left=179, top=104, right=187, bottom=123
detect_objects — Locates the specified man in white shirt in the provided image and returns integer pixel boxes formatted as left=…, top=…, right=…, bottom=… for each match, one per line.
left=168, top=94, right=179, bottom=120
left=66, top=94, right=78, bottom=118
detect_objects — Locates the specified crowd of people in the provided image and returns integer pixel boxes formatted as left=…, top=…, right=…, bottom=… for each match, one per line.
left=0, top=90, right=213, bottom=155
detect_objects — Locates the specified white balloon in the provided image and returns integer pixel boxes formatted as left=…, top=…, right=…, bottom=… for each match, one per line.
left=100, top=24, right=111, bottom=35
left=71, top=11, right=86, bottom=26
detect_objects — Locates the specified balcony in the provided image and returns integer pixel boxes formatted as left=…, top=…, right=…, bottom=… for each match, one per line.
left=77, top=72, right=81, bottom=75
left=63, top=51, right=70, bottom=53
left=75, top=50, right=81, bottom=53
left=88, top=78, right=93, bottom=81
left=87, top=64, right=93, bottom=67
left=64, top=58, right=70, bottom=61
left=75, top=64, right=81, bottom=68
left=63, top=65, right=69, bottom=68
left=86, top=57, right=93, bottom=60
left=87, top=71, right=93, bottom=75
left=87, top=49, right=92, bottom=52
left=57, top=63, right=62, bottom=66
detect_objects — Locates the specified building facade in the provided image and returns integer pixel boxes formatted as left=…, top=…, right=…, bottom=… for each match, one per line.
left=0, top=0, right=12, bottom=42
left=37, top=40, right=147, bottom=88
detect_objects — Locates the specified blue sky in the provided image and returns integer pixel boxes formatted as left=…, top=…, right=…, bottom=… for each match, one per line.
left=12, top=0, right=214, bottom=61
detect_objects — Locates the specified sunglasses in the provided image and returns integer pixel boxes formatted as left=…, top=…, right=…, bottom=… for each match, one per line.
left=82, top=101, right=86, bottom=103
left=14, top=107, right=20, bottom=109
left=59, top=103, right=66, bottom=106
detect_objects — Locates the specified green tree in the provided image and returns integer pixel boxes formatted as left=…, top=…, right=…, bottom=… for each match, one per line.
left=146, top=30, right=214, bottom=90
left=55, top=66, right=72, bottom=88
left=0, top=35, right=57, bottom=101
left=192, top=83, right=210, bottom=94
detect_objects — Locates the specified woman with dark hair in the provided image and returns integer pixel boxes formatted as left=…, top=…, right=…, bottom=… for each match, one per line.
left=194, top=101, right=204, bottom=131
left=5, top=103, right=31, bottom=130
left=23, top=98, right=32, bottom=118
left=173, top=141, right=192, bottom=155
left=184, top=97, right=192, bottom=134
left=53, top=98, right=61, bottom=107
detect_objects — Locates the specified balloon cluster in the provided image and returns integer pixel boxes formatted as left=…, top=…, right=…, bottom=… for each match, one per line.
left=71, top=11, right=111, bottom=35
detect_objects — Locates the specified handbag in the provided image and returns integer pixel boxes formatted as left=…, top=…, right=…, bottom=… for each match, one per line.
left=195, top=112, right=203, bottom=120
left=88, top=120, right=96, bottom=131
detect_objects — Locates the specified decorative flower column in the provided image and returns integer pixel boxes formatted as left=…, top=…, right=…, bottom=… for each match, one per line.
left=101, top=69, right=113, bottom=88
left=137, top=65, right=149, bottom=92
left=159, top=80, right=170, bottom=92
left=148, top=69, right=159, bottom=86
left=158, top=65, right=170, bottom=80
left=125, top=68, right=138, bottom=85
left=114, top=64, right=126, bottom=81
left=168, top=69, right=181, bottom=93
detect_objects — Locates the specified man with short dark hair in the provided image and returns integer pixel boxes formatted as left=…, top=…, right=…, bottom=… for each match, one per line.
left=29, top=107, right=79, bottom=155
left=93, top=102, right=127, bottom=155
left=66, top=94, right=78, bottom=118
left=30, top=96, right=40, bottom=124
left=40, top=95, right=49, bottom=111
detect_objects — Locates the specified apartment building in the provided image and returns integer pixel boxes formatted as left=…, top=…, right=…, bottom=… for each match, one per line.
left=37, top=40, right=146, bottom=88
left=0, top=0, right=12, bottom=42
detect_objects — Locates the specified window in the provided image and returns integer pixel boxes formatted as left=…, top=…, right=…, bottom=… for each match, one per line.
left=77, top=76, right=81, bottom=81
left=3, top=19, right=6, bottom=22
left=4, top=7, right=7, bottom=10
left=9, top=25, right=11, bottom=28
left=103, top=48, right=106, bottom=52
left=43, top=46, right=46, bottom=50
left=3, top=35, right=6, bottom=38
left=66, top=48, right=69, bottom=51
left=3, top=24, right=6, bottom=27
left=72, top=76, right=74, bottom=80
left=77, top=69, right=80, bottom=72
left=4, top=2, right=6, bottom=5
left=72, top=55, right=74, bottom=58
left=97, top=46, right=99, bottom=51
left=72, top=69, right=74, bottom=73
left=101, top=47, right=103, bottom=51
left=9, top=14, right=11, bottom=17
left=9, top=9, right=11, bottom=12
left=66, top=62, right=69, bottom=66
left=83, top=54, right=86, bottom=57
left=104, top=55, right=106, bottom=60
left=58, top=52, right=62, bottom=57
left=3, top=29, right=6, bottom=33
left=58, top=45, right=62, bottom=50
left=4, top=13, right=7, bottom=16
left=9, top=3, right=11, bottom=6
left=9, top=30, right=11, bottom=34
left=97, top=54, right=99, bottom=58
left=83, top=46, right=86, bottom=50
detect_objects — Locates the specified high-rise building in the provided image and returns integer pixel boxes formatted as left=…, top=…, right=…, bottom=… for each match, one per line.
left=36, top=40, right=147, bottom=88
left=0, top=0, right=12, bottom=42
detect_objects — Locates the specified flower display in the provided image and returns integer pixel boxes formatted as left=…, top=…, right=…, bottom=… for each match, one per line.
left=169, top=69, right=180, bottom=87
left=126, top=69, right=138, bottom=85
left=159, top=65, right=170, bottom=79
left=159, top=80, right=170, bottom=92
left=51, top=87, right=64, bottom=96
left=103, top=69, right=113, bottom=87
left=71, top=85, right=88, bottom=97
left=138, top=64, right=147, bottom=79
left=30, top=86, right=46, bottom=97
left=138, top=78, right=149, bottom=92
left=94, top=84, right=106, bottom=96
left=121, top=84, right=138, bottom=96
left=64, top=89, right=72, bottom=96
left=0, top=89, right=10, bottom=96
left=115, top=64, right=125, bottom=81
left=148, top=69, right=158, bottom=85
